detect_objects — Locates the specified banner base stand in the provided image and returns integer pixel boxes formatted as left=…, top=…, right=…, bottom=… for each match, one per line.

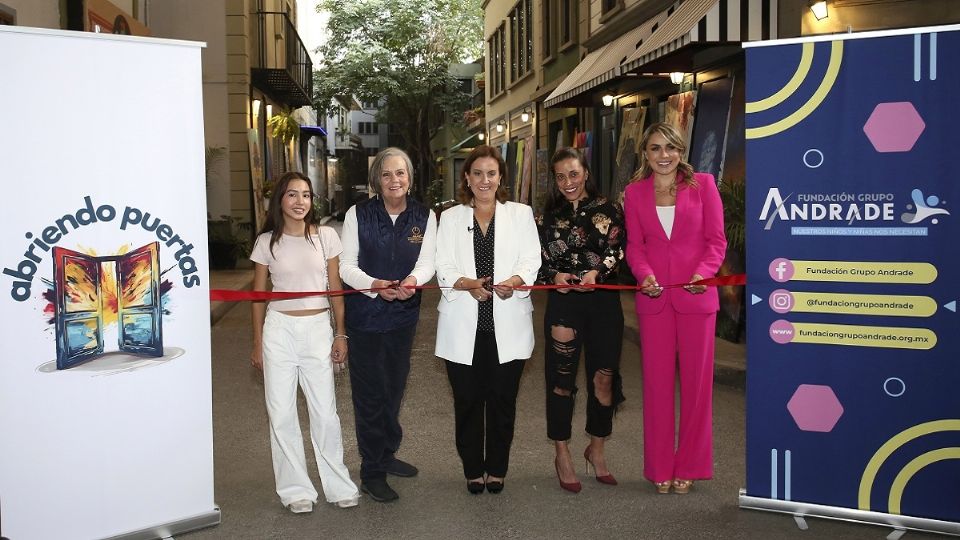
left=739, top=490, right=960, bottom=537
left=104, top=506, right=221, bottom=540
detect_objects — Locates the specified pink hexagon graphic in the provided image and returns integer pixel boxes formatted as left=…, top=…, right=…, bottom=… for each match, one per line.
left=787, top=384, right=844, bottom=433
left=863, top=102, right=925, bottom=153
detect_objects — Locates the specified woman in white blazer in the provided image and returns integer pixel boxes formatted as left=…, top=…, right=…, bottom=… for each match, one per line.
left=435, top=145, right=541, bottom=495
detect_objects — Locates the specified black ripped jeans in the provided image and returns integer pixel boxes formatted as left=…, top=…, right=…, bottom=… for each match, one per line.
left=544, top=289, right=625, bottom=441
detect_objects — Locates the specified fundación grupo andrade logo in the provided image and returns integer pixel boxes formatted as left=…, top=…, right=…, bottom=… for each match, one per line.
left=2, top=196, right=202, bottom=371
left=757, top=186, right=949, bottom=236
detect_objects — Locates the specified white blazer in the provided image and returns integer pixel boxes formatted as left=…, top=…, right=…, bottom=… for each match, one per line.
left=434, top=201, right=541, bottom=365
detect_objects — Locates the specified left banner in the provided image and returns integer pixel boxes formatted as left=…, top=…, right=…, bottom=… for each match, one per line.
left=0, top=26, right=219, bottom=539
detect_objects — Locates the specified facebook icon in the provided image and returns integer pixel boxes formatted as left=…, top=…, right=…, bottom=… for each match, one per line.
left=769, top=258, right=793, bottom=282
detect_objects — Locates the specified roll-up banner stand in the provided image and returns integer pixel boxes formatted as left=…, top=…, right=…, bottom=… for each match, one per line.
left=741, top=25, right=960, bottom=536
left=0, top=26, right=219, bottom=539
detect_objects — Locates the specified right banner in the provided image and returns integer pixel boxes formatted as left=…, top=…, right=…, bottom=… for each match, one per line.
left=742, top=26, right=960, bottom=535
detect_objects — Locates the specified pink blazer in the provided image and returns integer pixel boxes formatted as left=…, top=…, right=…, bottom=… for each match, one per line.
left=623, top=172, right=727, bottom=315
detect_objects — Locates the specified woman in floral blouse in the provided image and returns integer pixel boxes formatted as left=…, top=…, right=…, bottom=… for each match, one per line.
left=537, top=147, right=626, bottom=493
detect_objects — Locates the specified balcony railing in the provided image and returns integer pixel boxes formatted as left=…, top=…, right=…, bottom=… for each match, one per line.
left=251, top=11, right=313, bottom=107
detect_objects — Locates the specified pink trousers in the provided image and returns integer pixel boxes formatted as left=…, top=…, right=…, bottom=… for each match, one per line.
left=637, top=308, right=716, bottom=483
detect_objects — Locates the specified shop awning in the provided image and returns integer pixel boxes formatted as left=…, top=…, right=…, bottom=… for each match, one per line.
left=622, top=0, right=777, bottom=74
left=299, top=125, right=327, bottom=137
left=450, top=132, right=481, bottom=152
left=543, top=3, right=677, bottom=108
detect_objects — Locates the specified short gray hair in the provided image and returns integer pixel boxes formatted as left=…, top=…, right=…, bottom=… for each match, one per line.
left=368, top=147, right=414, bottom=195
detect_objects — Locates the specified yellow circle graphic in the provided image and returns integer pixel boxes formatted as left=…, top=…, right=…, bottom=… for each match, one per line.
left=746, top=41, right=844, bottom=139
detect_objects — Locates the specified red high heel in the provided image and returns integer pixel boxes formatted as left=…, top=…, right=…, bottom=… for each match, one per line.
left=554, top=458, right=582, bottom=493
left=583, top=448, right=618, bottom=486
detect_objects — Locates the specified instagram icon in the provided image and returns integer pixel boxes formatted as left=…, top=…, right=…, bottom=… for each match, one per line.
left=769, top=289, right=793, bottom=314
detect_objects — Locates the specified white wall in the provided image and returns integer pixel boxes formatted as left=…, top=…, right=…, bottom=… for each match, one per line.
left=149, top=0, right=231, bottom=219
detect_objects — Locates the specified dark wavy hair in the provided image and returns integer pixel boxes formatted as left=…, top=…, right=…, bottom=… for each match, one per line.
left=259, top=171, right=318, bottom=256
left=544, top=147, right=599, bottom=214
left=457, top=145, right=509, bottom=204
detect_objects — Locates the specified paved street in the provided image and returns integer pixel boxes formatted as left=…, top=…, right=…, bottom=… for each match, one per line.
left=185, top=285, right=934, bottom=540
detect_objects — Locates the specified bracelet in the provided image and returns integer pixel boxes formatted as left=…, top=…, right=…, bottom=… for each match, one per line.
left=334, top=334, right=349, bottom=340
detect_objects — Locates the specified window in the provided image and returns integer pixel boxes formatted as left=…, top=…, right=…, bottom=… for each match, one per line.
left=601, top=0, right=621, bottom=16
left=488, top=23, right=506, bottom=96
left=362, top=100, right=379, bottom=109
left=458, top=78, right=473, bottom=95
left=358, top=122, right=380, bottom=135
left=559, top=0, right=576, bottom=48
left=509, top=0, right=533, bottom=83
left=542, top=0, right=554, bottom=61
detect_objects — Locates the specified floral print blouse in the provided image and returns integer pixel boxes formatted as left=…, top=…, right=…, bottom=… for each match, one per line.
left=536, top=195, right=626, bottom=284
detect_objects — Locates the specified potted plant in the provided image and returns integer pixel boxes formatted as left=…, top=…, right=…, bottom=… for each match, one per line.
left=207, top=215, right=251, bottom=270
left=267, top=109, right=300, bottom=145
left=474, top=71, right=485, bottom=91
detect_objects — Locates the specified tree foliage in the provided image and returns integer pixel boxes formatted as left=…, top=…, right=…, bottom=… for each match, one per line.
left=313, top=0, right=483, bottom=194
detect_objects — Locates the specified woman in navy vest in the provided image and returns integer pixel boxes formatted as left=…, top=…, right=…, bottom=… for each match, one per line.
left=435, top=145, right=541, bottom=494
left=340, top=147, right=437, bottom=503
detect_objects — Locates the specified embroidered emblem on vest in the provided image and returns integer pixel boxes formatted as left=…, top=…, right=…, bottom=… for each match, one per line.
left=407, top=226, right=424, bottom=244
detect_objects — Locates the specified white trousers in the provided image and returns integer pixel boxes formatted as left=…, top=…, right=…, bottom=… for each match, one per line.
left=262, top=310, right=358, bottom=505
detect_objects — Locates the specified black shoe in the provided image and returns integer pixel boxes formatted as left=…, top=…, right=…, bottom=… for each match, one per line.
left=485, top=480, right=504, bottom=494
left=467, top=480, right=485, bottom=495
left=386, top=458, right=419, bottom=478
left=360, top=479, right=399, bottom=502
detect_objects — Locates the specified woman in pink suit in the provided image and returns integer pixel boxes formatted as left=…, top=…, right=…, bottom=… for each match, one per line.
left=623, top=122, right=726, bottom=494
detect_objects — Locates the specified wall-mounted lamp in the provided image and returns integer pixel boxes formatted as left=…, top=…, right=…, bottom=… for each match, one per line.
left=252, top=98, right=261, bottom=117
left=601, top=94, right=614, bottom=107
left=266, top=104, right=273, bottom=120
left=496, top=120, right=505, bottom=133
left=478, top=132, right=486, bottom=141
left=810, top=1, right=828, bottom=21
left=520, top=107, right=532, bottom=123
left=669, top=72, right=686, bottom=84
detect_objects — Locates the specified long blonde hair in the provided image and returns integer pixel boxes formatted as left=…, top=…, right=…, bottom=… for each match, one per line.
left=633, top=122, right=697, bottom=188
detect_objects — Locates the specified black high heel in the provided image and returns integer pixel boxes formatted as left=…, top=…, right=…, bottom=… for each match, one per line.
left=485, top=478, right=504, bottom=494
left=467, top=479, right=485, bottom=495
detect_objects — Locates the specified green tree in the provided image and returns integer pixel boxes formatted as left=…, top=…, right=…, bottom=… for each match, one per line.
left=313, top=0, right=482, bottom=198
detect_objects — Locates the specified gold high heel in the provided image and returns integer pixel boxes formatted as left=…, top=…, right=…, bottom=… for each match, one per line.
left=653, top=480, right=672, bottom=494
left=672, top=479, right=694, bottom=494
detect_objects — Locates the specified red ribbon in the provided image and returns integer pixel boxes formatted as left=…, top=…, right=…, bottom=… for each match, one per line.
left=209, top=274, right=746, bottom=302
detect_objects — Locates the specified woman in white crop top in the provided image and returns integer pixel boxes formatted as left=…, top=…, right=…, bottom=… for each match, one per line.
left=249, top=172, right=360, bottom=513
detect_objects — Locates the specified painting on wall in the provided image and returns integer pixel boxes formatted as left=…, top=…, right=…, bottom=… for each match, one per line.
left=689, top=77, right=734, bottom=181
left=664, top=90, right=697, bottom=158
left=614, top=106, right=646, bottom=195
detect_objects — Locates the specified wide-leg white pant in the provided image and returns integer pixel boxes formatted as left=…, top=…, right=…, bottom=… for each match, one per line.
left=262, top=310, right=358, bottom=505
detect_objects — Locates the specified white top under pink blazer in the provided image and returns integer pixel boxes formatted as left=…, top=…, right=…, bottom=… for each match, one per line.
left=623, top=172, right=727, bottom=314
left=434, top=201, right=541, bottom=365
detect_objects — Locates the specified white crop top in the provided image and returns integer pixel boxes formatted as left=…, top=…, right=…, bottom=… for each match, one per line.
left=656, top=205, right=675, bottom=239
left=249, top=227, right=343, bottom=311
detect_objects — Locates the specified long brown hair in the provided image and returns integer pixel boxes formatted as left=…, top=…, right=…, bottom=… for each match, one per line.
left=633, top=122, right=697, bottom=188
left=457, top=145, right=509, bottom=204
left=259, top=171, right=318, bottom=256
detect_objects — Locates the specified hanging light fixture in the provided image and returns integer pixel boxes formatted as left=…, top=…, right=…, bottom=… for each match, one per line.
left=669, top=72, right=685, bottom=84
left=602, top=94, right=614, bottom=107
left=810, top=1, right=828, bottom=21
left=478, top=132, right=486, bottom=141
left=520, top=107, right=531, bottom=123
left=496, top=120, right=505, bottom=133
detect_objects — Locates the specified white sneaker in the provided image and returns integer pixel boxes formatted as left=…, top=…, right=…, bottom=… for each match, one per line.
left=287, top=499, right=314, bottom=513
left=335, top=495, right=360, bottom=508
